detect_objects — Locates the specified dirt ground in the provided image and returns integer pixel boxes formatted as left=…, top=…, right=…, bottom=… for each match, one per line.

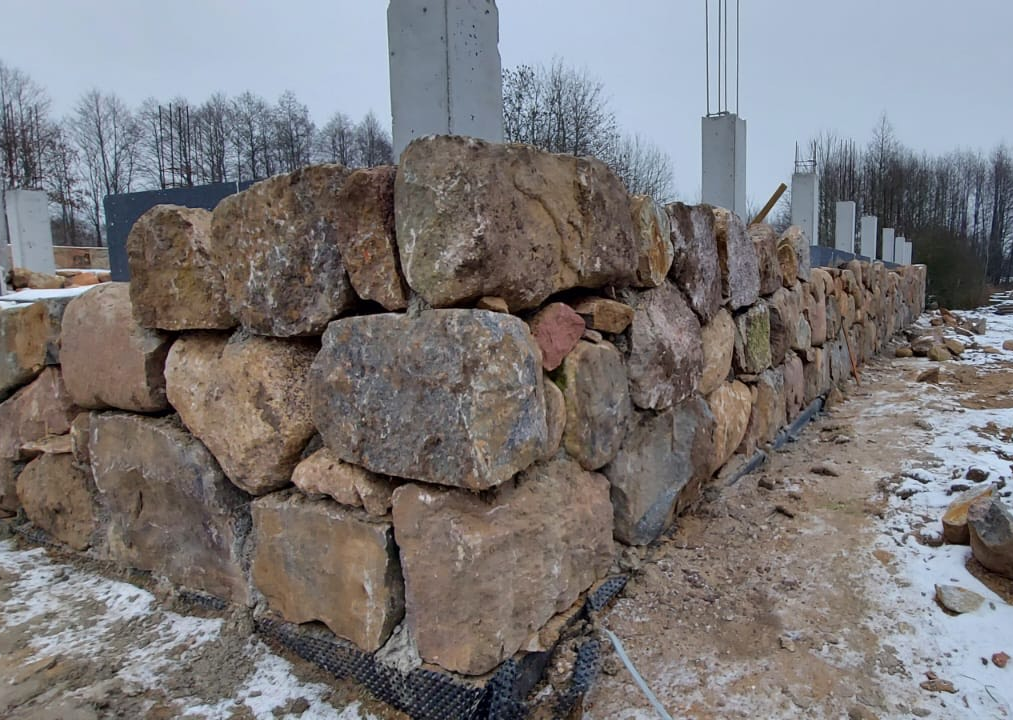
left=3, top=304, right=1013, bottom=720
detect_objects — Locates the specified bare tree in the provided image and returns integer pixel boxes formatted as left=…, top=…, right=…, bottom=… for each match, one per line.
left=607, top=133, right=675, bottom=201
left=354, top=111, right=393, bottom=168
left=70, top=89, right=142, bottom=244
left=0, top=60, right=56, bottom=190
left=272, top=91, right=315, bottom=173
left=230, top=91, right=273, bottom=181
left=316, top=111, right=356, bottom=166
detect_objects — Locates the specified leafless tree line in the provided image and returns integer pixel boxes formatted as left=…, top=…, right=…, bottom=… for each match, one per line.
left=1, top=59, right=393, bottom=246
left=502, top=60, right=676, bottom=201
left=806, top=116, right=1013, bottom=286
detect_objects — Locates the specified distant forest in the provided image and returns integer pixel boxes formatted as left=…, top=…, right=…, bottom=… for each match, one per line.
left=801, top=117, right=1011, bottom=305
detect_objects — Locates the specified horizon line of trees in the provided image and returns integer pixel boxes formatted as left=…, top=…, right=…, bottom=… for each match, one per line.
left=802, top=116, right=1012, bottom=294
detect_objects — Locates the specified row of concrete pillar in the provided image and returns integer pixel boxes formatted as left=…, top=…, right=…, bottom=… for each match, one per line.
left=834, top=201, right=913, bottom=265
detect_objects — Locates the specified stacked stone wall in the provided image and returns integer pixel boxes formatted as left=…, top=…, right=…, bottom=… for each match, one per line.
left=0, top=135, right=926, bottom=682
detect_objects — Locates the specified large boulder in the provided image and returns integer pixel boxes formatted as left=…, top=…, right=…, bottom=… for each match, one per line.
left=165, top=332, right=317, bottom=495
left=605, top=397, right=715, bottom=545
left=665, top=203, right=722, bottom=322
left=291, top=447, right=397, bottom=517
left=17, top=452, right=97, bottom=551
left=61, top=283, right=172, bottom=412
left=560, top=340, right=632, bottom=470
left=748, top=224, right=783, bottom=296
left=210, top=164, right=358, bottom=336
left=251, top=492, right=404, bottom=652
left=780, top=226, right=811, bottom=282
left=627, top=282, right=703, bottom=410
left=0, top=298, right=69, bottom=400
left=738, top=368, right=786, bottom=453
left=395, top=136, right=638, bottom=311
left=783, top=351, right=805, bottom=421
left=0, top=367, right=79, bottom=464
left=126, top=205, right=236, bottom=330
left=699, top=307, right=735, bottom=396
left=766, top=287, right=802, bottom=367
left=968, top=495, right=1013, bottom=580
left=391, top=456, right=613, bottom=675
left=630, top=195, right=674, bottom=288
left=733, top=304, right=772, bottom=374
left=706, top=381, right=752, bottom=473
left=711, top=207, right=760, bottom=310
left=90, top=413, right=251, bottom=604
left=332, top=166, right=409, bottom=311
left=310, top=310, right=546, bottom=490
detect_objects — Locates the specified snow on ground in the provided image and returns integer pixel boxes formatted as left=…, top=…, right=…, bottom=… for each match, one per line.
left=0, top=286, right=97, bottom=303
left=0, top=541, right=379, bottom=719
left=862, top=292, right=1013, bottom=718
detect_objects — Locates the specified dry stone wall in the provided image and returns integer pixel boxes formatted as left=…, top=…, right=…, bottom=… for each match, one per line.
left=0, top=134, right=926, bottom=684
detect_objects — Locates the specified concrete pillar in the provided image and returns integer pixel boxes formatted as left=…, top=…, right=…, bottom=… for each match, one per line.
left=790, top=172, right=819, bottom=246
left=387, top=0, right=504, bottom=159
left=906, top=240, right=914, bottom=265
left=859, top=215, right=877, bottom=260
left=701, top=113, right=747, bottom=218
left=4, top=188, right=55, bottom=274
left=895, top=236, right=906, bottom=265
left=834, top=201, right=856, bottom=254
left=881, top=228, right=895, bottom=263
left=0, top=190, right=8, bottom=295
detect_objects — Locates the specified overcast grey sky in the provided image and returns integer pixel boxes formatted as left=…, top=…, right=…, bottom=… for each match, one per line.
left=4, top=1, right=1012, bottom=205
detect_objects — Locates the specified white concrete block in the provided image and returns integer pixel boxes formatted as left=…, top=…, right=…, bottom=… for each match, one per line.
left=388, top=0, right=504, bottom=159
left=881, top=228, right=895, bottom=263
left=834, top=201, right=856, bottom=253
left=790, top=172, right=819, bottom=246
left=701, top=113, right=747, bottom=218
left=895, top=236, right=906, bottom=265
left=859, top=215, right=877, bottom=260
left=4, top=188, right=55, bottom=274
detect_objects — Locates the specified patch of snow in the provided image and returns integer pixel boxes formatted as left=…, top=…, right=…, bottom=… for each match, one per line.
left=0, top=285, right=97, bottom=303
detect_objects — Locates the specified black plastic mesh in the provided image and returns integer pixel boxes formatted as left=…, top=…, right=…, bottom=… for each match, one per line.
left=587, top=576, right=628, bottom=613
left=554, top=639, right=601, bottom=717
left=177, top=588, right=228, bottom=612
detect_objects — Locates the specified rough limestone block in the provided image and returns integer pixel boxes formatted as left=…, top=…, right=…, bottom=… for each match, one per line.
left=291, top=448, right=397, bottom=517
left=0, top=299, right=69, bottom=400
left=310, top=310, right=546, bottom=490
left=251, top=492, right=404, bottom=652
left=627, top=282, right=703, bottom=410
left=210, top=165, right=358, bottom=336
left=699, top=307, right=735, bottom=396
left=766, top=287, right=802, bottom=367
left=0, top=367, right=79, bottom=463
left=90, top=413, right=251, bottom=604
left=527, top=302, right=586, bottom=371
left=126, top=205, right=236, bottom=330
left=395, top=136, right=638, bottom=311
left=665, top=203, right=722, bottom=323
left=712, top=207, right=760, bottom=310
left=17, top=452, right=97, bottom=551
left=630, top=195, right=674, bottom=288
left=391, top=456, right=614, bottom=675
left=749, top=367, right=788, bottom=449
left=706, top=381, right=752, bottom=473
left=942, top=485, right=995, bottom=545
left=165, top=332, right=317, bottom=496
left=541, top=378, right=566, bottom=460
left=570, top=297, right=635, bottom=334
left=605, top=397, right=715, bottom=546
left=748, top=224, right=783, bottom=296
left=781, top=226, right=811, bottom=282
left=783, top=351, right=805, bottom=421
left=333, top=166, right=409, bottom=311
left=560, top=340, right=632, bottom=470
left=733, top=304, right=772, bottom=374
left=61, top=283, right=172, bottom=412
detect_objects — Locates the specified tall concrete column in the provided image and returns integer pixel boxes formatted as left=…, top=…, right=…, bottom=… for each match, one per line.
left=387, top=0, right=504, bottom=159
left=881, top=228, right=895, bottom=263
left=906, top=240, right=914, bottom=265
left=701, top=114, right=747, bottom=218
left=834, top=201, right=856, bottom=253
left=4, top=188, right=55, bottom=274
left=859, top=215, right=877, bottom=260
left=895, top=236, right=906, bottom=265
left=0, top=190, right=8, bottom=294
left=790, top=172, right=819, bottom=245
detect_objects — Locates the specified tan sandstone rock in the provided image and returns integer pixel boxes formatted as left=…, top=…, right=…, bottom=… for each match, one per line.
left=17, top=452, right=97, bottom=551
left=165, top=332, right=317, bottom=495
left=61, top=283, right=172, bottom=412
left=561, top=340, right=632, bottom=470
left=0, top=299, right=68, bottom=400
left=712, top=207, right=760, bottom=310
left=127, top=205, right=236, bottom=330
left=395, top=136, right=638, bottom=311
left=391, top=456, right=613, bottom=675
left=630, top=195, right=674, bottom=288
left=707, top=380, right=752, bottom=473
left=699, top=308, right=735, bottom=396
left=571, top=297, right=635, bottom=334
left=291, top=448, right=397, bottom=517
left=251, top=492, right=404, bottom=652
